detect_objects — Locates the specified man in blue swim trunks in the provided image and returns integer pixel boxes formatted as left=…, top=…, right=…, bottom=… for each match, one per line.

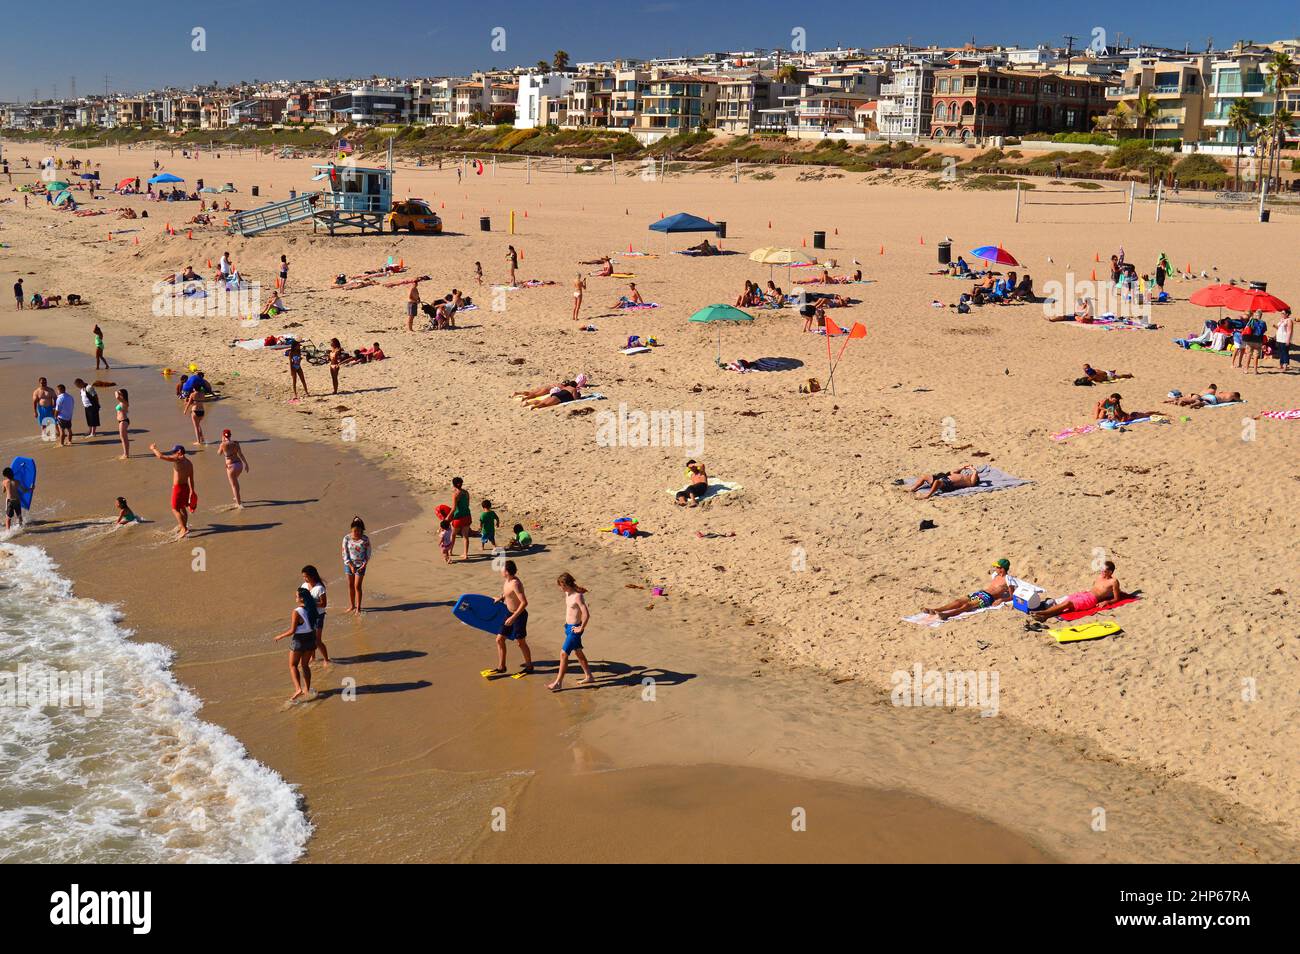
left=922, top=559, right=1013, bottom=620
left=489, top=560, right=533, bottom=676
left=32, top=377, right=56, bottom=436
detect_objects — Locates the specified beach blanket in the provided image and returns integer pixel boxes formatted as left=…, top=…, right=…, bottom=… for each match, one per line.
left=621, top=346, right=652, bottom=355
left=1054, top=595, right=1141, bottom=622
left=1052, top=415, right=1168, bottom=441
left=1187, top=343, right=1233, bottom=355
left=336, top=279, right=377, bottom=290
left=622, top=251, right=656, bottom=257
left=664, top=480, right=742, bottom=501
left=1202, top=400, right=1246, bottom=409
left=1257, top=408, right=1300, bottom=421
left=725, top=357, right=802, bottom=373
left=903, top=603, right=1008, bottom=629
left=610, top=273, right=636, bottom=278
left=907, top=465, right=1031, bottom=497
left=616, top=302, right=659, bottom=310
left=673, top=249, right=737, bottom=257
left=1065, top=316, right=1155, bottom=331
left=520, top=279, right=556, bottom=287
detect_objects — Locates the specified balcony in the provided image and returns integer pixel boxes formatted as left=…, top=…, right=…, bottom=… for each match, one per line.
left=1106, top=85, right=1140, bottom=98
left=1152, top=84, right=1184, bottom=95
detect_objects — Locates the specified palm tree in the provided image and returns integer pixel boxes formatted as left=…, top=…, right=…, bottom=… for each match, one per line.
left=1133, top=91, right=1160, bottom=142
left=1264, top=106, right=1295, bottom=190
left=1094, top=102, right=1133, bottom=135
left=775, top=64, right=798, bottom=84
left=1264, top=51, right=1297, bottom=186
left=1226, top=98, right=1258, bottom=190
left=535, top=60, right=550, bottom=73
left=552, top=50, right=570, bottom=72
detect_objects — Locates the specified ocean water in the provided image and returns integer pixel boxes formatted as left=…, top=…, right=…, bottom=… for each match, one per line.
left=0, top=541, right=310, bottom=863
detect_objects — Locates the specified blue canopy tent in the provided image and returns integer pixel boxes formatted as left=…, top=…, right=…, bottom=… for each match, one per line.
left=649, top=212, right=721, bottom=253
left=148, top=173, right=184, bottom=185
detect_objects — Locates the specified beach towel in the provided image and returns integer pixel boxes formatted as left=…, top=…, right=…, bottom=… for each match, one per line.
left=621, top=346, right=652, bottom=355
left=616, top=302, right=659, bottom=310
left=382, top=275, right=430, bottom=287
left=907, top=466, right=1031, bottom=497
left=725, top=357, right=802, bottom=373
left=336, top=279, right=377, bottom=290
left=622, top=251, right=656, bottom=257
left=1188, top=343, right=1232, bottom=355
left=1257, top=408, right=1300, bottom=421
left=903, top=603, right=1008, bottom=629
left=520, top=279, right=556, bottom=287
left=1053, top=595, right=1140, bottom=622
left=1202, top=400, right=1246, bottom=409
left=663, top=480, right=742, bottom=501
left=610, top=273, right=636, bottom=278
left=1052, top=416, right=1168, bottom=441
left=544, top=392, right=605, bottom=407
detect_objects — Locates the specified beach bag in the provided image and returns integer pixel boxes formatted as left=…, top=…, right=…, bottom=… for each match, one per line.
left=1073, top=376, right=1094, bottom=386
left=800, top=378, right=822, bottom=394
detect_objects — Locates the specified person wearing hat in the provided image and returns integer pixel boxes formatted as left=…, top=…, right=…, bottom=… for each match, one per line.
left=922, top=560, right=1013, bottom=620
left=149, top=443, right=197, bottom=540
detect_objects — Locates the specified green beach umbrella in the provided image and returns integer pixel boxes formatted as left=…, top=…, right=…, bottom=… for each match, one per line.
left=46, top=180, right=71, bottom=192
left=689, top=303, right=754, bottom=365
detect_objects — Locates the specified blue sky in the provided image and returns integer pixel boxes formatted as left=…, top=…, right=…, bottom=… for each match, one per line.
left=2, top=0, right=1296, bottom=102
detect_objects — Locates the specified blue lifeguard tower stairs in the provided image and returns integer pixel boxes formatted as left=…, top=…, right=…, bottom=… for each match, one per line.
left=228, top=162, right=394, bottom=237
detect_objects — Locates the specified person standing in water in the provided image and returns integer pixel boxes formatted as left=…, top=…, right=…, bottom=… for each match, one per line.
left=149, top=443, right=196, bottom=539
left=273, top=587, right=318, bottom=703
left=3, top=467, right=28, bottom=530
left=93, top=324, right=109, bottom=370
left=183, top=388, right=206, bottom=446
left=489, top=560, right=532, bottom=677
left=302, top=565, right=330, bottom=668
left=217, top=428, right=250, bottom=507
left=342, top=516, right=371, bottom=614
left=114, top=388, right=131, bottom=459
left=548, top=573, right=594, bottom=691
left=449, top=476, right=473, bottom=562
left=32, top=377, right=56, bottom=436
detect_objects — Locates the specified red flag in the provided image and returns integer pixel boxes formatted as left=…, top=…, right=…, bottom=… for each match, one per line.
left=824, top=315, right=846, bottom=336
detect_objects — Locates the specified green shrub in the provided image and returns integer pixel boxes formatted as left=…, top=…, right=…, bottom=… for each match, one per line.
left=1173, top=153, right=1228, bottom=187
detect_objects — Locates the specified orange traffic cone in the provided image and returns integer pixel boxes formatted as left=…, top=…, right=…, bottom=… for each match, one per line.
left=187, top=229, right=193, bottom=240
left=879, top=244, right=885, bottom=255
left=1090, top=268, right=1097, bottom=281
left=767, top=220, right=772, bottom=229
left=524, top=210, right=528, bottom=218
left=627, top=243, right=633, bottom=253
left=134, top=236, right=139, bottom=246
left=834, top=227, right=838, bottom=235
left=519, top=249, right=524, bottom=261
left=207, top=259, right=213, bottom=268
left=920, top=235, right=925, bottom=245
left=1094, top=252, right=1100, bottom=262
left=107, top=231, right=112, bottom=241
left=802, top=237, right=807, bottom=247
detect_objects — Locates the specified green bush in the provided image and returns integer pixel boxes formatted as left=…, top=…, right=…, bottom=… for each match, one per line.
left=1173, top=153, right=1229, bottom=188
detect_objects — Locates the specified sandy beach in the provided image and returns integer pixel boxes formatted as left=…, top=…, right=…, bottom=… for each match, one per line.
left=2, top=139, right=1297, bottom=861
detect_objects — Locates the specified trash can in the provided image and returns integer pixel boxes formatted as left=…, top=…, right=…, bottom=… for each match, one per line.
left=480, top=215, right=491, bottom=232
left=937, top=240, right=952, bottom=265
left=251, top=186, right=259, bottom=197
left=1259, top=210, right=1270, bottom=223
left=812, top=230, right=826, bottom=249
left=715, top=220, right=727, bottom=239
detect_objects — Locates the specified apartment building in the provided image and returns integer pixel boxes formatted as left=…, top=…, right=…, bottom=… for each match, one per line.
left=610, top=67, right=648, bottom=130
left=117, top=98, right=148, bottom=126
left=876, top=61, right=936, bottom=137
left=565, top=70, right=613, bottom=127
left=714, top=73, right=800, bottom=134
left=329, top=86, right=410, bottom=125
left=1205, top=47, right=1274, bottom=143
left=1105, top=56, right=1209, bottom=142
left=930, top=65, right=1106, bottom=139
left=515, top=74, right=573, bottom=129
left=631, top=75, right=718, bottom=140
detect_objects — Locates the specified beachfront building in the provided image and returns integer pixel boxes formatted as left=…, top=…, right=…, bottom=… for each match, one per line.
left=610, top=67, right=648, bottom=130
left=228, top=96, right=287, bottom=127
left=564, top=70, right=614, bottom=128
left=631, top=76, right=719, bottom=141
left=514, top=74, right=572, bottom=129
left=1204, top=47, right=1274, bottom=144
left=116, top=98, right=148, bottom=127
left=329, top=86, right=411, bottom=125
left=411, top=79, right=457, bottom=126
left=929, top=65, right=1106, bottom=139
left=714, top=73, right=800, bottom=134
left=792, top=89, right=876, bottom=135
left=1105, top=56, right=1210, bottom=142
left=876, top=62, right=936, bottom=138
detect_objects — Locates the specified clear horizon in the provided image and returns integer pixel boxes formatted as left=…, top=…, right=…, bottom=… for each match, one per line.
left=1, top=0, right=1297, bottom=102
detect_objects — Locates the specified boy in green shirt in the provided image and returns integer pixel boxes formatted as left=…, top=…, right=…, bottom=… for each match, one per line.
left=507, top=523, right=533, bottom=551
left=479, top=500, right=499, bottom=551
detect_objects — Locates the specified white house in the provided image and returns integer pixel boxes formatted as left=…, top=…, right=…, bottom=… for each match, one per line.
left=514, top=74, right=573, bottom=129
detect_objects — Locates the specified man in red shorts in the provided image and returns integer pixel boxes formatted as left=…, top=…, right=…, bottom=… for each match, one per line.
left=449, top=476, right=473, bottom=562
left=1031, top=560, right=1124, bottom=621
left=150, top=443, right=197, bottom=540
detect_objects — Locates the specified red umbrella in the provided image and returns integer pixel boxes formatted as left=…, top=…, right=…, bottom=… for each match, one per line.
left=969, top=244, right=1019, bottom=267
left=1224, top=287, right=1289, bottom=313
left=1188, top=284, right=1237, bottom=308
left=116, top=176, right=136, bottom=190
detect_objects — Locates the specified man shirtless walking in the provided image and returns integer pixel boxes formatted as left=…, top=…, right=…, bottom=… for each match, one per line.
left=488, top=560, right=533, bottom=676
left=149, top=443, right=197, bottom=539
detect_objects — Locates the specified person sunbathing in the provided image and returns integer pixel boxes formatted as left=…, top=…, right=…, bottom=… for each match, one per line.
left=613, top=283, right=645, bottom=307
left=1047, top=296, right=1093, bottom=323
left=589, top=259, right=614, bottom=277
left=524, top=381, right=581, bottom=408
left=922, top=560, right=1013, bottom=619
left=1030, top=561, right=1124, bottom=621
left=1082, top=364, right=1133, bottom=384
left=514, top=373, right=588, bottom=402
left=686, top=240, right=718, bottom=255
left=1094, top=393, right=1134, bottom=422
left=1163, top=383, right=1241, bottom=408
left=904, top=464, right=981, bottom=499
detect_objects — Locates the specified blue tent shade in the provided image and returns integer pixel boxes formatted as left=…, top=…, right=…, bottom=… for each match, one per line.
left=649, top=212, right=719, bottom=233
left=148, top=173, right=184, bottom=185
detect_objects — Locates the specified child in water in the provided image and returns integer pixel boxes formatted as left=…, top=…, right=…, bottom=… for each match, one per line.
left=3, top=467, right=27, bottom=530
left=548, top=573, right=594, bottom=692
left=115, top=496, right=140, bottom=525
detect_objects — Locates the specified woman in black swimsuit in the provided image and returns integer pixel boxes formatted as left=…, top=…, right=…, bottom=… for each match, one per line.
left=183, top=389, right=206, bottom=446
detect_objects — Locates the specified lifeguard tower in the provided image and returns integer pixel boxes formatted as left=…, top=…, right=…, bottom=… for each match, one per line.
left=227, top=161, right=394, bottom=237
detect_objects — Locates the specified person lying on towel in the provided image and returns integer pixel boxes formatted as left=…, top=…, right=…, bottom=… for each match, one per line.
left=921, top=559, right=1013, bottom=620
left=1030, top=562, right=1126, bottom=621
left=904, top=464, right=981, bottom=499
